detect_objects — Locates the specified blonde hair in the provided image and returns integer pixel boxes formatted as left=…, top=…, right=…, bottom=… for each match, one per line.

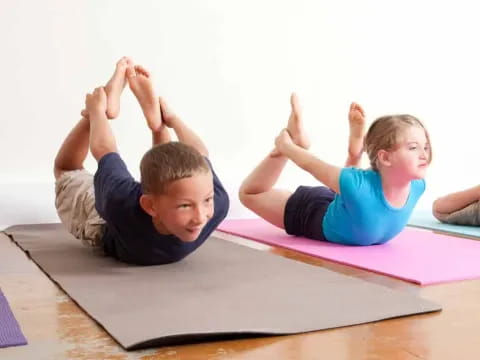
left=364, top=114, right=432, bottom=171
left=140, top=142, right=210, bottom=195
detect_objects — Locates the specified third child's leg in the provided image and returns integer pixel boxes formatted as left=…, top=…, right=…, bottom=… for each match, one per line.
left=433, top=185, right=480, bottom=218
left=345, top=102, right=366, bottom=167
left=239, top=154, right=291, bottom=229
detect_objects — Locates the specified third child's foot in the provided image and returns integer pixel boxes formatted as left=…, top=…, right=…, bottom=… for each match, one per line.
left=127, top=65, right=162, bottom=131
left=105, top=57, right=132, bottom=119
left=286, top=93, right=310, bottom=150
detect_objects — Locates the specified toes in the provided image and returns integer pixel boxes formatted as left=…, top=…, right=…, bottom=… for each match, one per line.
left=117, top=56, right=129, bottom=66
left=290, top=93, right=302, bottom=118
left=126, top=66, right=137, bottom=79
left=125, top=57, right=134, bottom=68
left=134, top=65, right=150, bottom=77
left=290, top=92, right=299, bottom=107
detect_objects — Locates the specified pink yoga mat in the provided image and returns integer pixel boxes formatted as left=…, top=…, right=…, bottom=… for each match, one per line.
left=218, top=218, right=480, bottom=285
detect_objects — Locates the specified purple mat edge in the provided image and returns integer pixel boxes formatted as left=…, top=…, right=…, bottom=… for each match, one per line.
left=0, top=289, right=27, bottom=348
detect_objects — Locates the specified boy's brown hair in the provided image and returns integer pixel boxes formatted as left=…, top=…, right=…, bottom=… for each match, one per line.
left=364, top=114, right=432, bottom=171
left=140, top=142, right=210, bottom=195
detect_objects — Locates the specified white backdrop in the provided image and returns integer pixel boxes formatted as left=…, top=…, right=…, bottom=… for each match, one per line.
left=1, top=0, right=479, bottom=225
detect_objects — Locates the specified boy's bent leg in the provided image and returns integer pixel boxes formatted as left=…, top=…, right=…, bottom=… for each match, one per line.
left=54, top=117, right=90, bottom=180
left=239, top=154, right=291, bottom=229
left=55, top=169, right=106, bottom=247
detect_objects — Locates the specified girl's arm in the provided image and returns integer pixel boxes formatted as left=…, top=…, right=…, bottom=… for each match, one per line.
left=276, top=129, right=342, bottom=193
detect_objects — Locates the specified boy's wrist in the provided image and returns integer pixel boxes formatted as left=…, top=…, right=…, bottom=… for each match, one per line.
left=167, top=116, right=181, bottom=129
left=282, top=142, right=299, bottom=158
left=89, top=109, right=108, bottom=121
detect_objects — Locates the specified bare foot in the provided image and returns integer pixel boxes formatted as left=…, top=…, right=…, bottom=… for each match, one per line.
left=286, top=93, right=310, bottom=149
left=271, top=93, right=310, bottom=157
left=85, top=87, right=107, bottom=120
left=348, top=102, right=366, bottom=158
left=127, top=64, right=161, bottom=131
left=104, top=57, right=131, bottom=119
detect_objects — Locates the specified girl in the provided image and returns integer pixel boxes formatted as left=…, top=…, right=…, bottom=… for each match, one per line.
left=239, top=94, right=432, bottom=245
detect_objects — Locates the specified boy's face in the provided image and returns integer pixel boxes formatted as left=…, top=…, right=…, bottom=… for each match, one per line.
left=152, top=171, right=215, bottom=242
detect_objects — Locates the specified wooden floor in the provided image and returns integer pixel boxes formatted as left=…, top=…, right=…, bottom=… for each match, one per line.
left=1, top=229, right=479, bottom=359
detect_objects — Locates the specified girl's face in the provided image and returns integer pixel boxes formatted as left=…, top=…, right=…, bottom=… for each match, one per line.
left=387, top=125, right=430, bottom=180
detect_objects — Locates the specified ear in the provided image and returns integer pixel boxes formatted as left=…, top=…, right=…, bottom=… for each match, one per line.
left=376, top=149, right=392, bottom=167
left=139, top=194, right=157, bottom=217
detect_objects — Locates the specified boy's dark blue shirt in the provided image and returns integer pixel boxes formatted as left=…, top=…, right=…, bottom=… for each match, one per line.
left=93, top=152, right=229, bottom=265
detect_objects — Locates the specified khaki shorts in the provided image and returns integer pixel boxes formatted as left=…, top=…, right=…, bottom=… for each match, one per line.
left=434, top=201, right=480, bottom=226
left=55, top=169, right=106, bottom=247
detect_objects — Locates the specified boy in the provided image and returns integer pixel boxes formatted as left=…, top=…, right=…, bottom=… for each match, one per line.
left=54, top=58, right=229, bottom=265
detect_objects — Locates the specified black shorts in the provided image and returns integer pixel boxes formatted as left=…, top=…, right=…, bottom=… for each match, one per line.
left=284, top=186, right=335, bottom=241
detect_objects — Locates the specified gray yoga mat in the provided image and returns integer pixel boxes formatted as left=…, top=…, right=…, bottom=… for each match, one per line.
left=3, top=224, right=441, bottom=350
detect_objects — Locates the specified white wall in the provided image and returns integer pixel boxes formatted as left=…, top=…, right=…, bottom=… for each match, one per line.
left=1, top=0, right=479, bottom=224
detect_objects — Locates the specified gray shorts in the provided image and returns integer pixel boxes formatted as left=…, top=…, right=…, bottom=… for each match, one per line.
left=55, top=169, right=105, bottom=247
left=434, top=201, right=480, bottom=226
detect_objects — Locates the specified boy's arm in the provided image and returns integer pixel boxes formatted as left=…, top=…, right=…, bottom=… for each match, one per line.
left=151, top=125, right=171, bottom=147
left=276, top=129, right=341, bottom=193
left=87, top=87, right=118, bottom=161
left=168, top=116, right=209, bottom=157
left=160, top=97, right=209, bottom=157
left=433, top=185, right=480, bottom=216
